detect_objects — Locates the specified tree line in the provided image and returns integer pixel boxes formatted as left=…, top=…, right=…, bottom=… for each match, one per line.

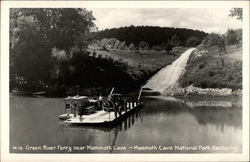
left=91, top=25, right=207, bottom=51
left=91, top=35, right=201, bottom=54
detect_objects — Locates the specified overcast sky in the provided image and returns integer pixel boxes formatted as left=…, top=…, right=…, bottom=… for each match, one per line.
left=90, top=8, right=242, bottom=34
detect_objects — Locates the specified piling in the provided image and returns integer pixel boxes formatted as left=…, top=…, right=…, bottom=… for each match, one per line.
left=124, top=101, right=127, bottom=112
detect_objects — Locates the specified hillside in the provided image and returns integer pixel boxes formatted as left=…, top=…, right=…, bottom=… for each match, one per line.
left=87, top=47, right=188, bottom=90
left=89, top=48, right=184, bottom=70
left=91, top=26, right=207, bottom=47
left=179, top=45, right=242, bottom=91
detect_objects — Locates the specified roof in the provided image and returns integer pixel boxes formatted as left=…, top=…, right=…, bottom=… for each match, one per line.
left=111, top=93, right=122, bottom=96
left=65, top=96, right=88, bottom=100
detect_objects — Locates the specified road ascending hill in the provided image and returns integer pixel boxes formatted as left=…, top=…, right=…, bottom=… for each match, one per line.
left=143, top=48, right=196, bottom=95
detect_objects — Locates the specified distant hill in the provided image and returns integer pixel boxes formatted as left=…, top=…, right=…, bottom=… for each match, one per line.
left=91, top=26, right=207, bottom=47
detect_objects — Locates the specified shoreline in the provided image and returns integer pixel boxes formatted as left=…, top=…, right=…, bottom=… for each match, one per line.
left=10, top=84, right=242, bottom=98
left=174, top=85, right=242, bottom=97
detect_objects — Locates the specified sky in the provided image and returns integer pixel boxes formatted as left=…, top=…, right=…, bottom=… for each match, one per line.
left=90, top=8, right=242, bottom=34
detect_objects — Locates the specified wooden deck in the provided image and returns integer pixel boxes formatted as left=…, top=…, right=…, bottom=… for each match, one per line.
left=62, top=103, right=142, bottom=126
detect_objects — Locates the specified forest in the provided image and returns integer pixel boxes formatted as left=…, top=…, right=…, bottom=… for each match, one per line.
left=91, top=26, right=207, bottom=50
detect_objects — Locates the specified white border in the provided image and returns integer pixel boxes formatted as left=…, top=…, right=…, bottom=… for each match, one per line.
left=1, top=1, right=249, bottom=162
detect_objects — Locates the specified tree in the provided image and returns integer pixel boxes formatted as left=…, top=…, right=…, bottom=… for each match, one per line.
left=124, top=45, right=129, bottom=51
left=170, top=34, right=181, bottom=47
left=152, top=45, right=162, bottom=51
left=202, top=33, right=226, bottom=54
left=235, top=29, right=242, bottom=46
left=138, top=41, right=149, bottom=51
left=144, top=43, right=149, bottom=51
left=226, top=29, right=237, bottom=45
left=128, top=43, right=136, bottom=51
left=106, top=38, right=118, bottom=49
left=100, top=38, right=109, bottom=50
left=185, top=36, right=200, bottom=47
left=226, top=28, right=242, bottom=45
left=229, top=8, right=242, bottom=21
left=10, top=10, right=54, bottom=89
left=218, top=35, right=227, bottom=54
left=10, top=8, right=96, bottom=91
left=118, top=41, right=126, bottom=50
left=165, top=43, right=172, bottom=54
left=113, top=40, right=121, bottom=50
left=202, top=33, right=221, bottom=47
left=89, top=40, right=101, bottom=48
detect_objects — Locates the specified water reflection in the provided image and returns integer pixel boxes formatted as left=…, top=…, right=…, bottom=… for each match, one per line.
left=10, top=95, right=242, bottom=153
left=62, top=110, right=142, bottom=153
left=144, top=96, right=242, bottom=129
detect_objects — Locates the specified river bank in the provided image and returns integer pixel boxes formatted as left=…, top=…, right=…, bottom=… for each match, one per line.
left=185, top=85, right=241, bottom=96
left=172, top=84, right=242, bottom=97
left=142, top=44, right=242, bottom=97
left=177, top=45, right=242, bottom=97
left=179, top=45, right=242, bottom=91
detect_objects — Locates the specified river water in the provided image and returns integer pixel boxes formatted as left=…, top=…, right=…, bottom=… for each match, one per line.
left=10, top=95, right=242, bottom=153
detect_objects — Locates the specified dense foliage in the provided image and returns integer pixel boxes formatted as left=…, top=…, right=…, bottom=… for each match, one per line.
left=51, top=51, right=138, bottom=95
left=229, top=8, right=243, bottom=21
left=91, top=26, right=207, bottom=48
left=226, top=29, right=242, bottom=45
left=10, top=9, right=137, bottom=95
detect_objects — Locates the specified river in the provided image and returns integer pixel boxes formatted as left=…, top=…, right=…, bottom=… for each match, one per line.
left=10, top=95, right=242, bottom=153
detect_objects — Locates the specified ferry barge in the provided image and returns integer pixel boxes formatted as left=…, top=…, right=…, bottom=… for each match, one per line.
left=59, top=88, right=143, bottom=126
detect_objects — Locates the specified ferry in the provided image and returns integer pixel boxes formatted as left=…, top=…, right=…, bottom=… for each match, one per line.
left=59, top=88, right=143, bottom=126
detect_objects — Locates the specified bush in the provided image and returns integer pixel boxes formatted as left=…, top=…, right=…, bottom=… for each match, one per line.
left=226, top=28, right=242, bottom=45
left=128, top=43, right=136, bottom=51
left=152, top=45, right=162, bottom=51
left=113, top=40, right=121, bottom=50
left=185, top=36, right=200, bottom=47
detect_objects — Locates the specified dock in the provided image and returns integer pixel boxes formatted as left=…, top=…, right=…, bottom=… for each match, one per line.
left=59, top=87, right=143, bottom=126
left=63, top=101, right=142, bottom=126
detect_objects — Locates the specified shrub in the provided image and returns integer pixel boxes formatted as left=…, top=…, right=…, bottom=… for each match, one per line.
left=226, top=28, right=242, bottom=45
left=152, top=45, right=163, bottom=51
left=185, top=36, right=200, bottom=47
left=113, top=40, right=121, bottom=50
left=128, top=43, right=136, bottom=51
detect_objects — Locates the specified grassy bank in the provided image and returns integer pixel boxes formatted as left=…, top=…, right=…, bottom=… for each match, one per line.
left=179, top=45, right=242, bottom=91
left=91, top=49, right=183, bottom=70
left=46, top=48, right=186, bottom=96
left=90, top=48, right=186, bottom=84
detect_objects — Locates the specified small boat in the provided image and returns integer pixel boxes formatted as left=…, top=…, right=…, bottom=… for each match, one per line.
left=59, top=88, right=143, bottom=126
left=11, top=90, right=46, bottom=96
left=32, top=91, right=46, bottom=95
left=11, top=90, right=32, bottom=96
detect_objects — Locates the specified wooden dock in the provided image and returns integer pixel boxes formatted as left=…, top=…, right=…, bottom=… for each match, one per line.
left=63, top=102, right=142, bottom=126
left=59, top=87, right=144, bottom=126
